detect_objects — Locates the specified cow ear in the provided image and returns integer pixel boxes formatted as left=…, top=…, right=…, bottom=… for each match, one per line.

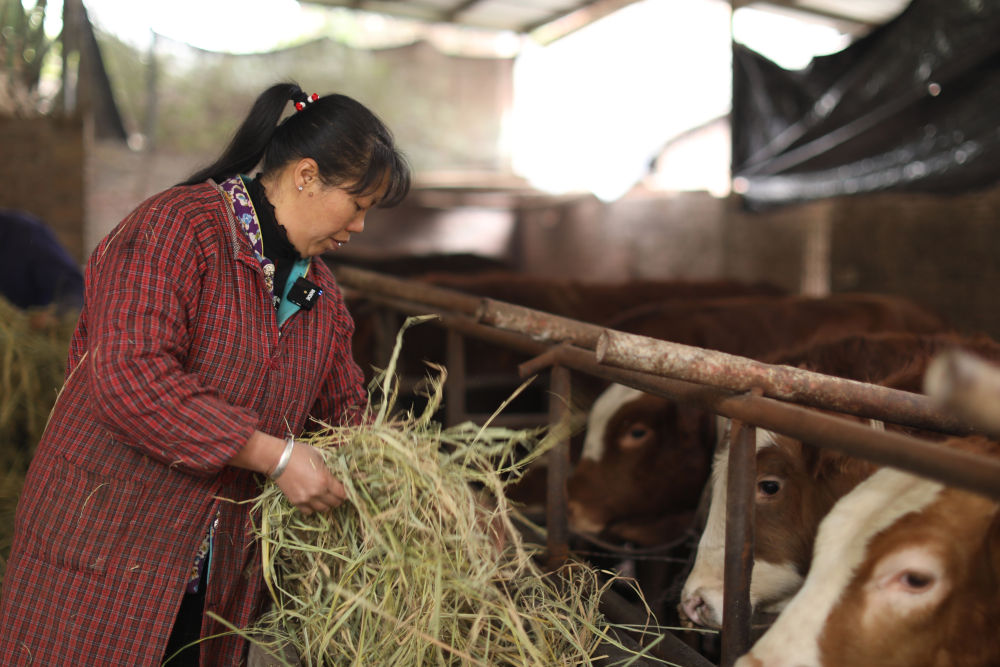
left=800, top=441, right=825, bottom=477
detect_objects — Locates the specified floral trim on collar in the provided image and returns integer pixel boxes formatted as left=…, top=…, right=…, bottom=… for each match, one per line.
left=219, top=175, right=277, bottom=304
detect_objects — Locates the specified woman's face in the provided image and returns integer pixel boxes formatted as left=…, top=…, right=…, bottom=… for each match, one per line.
left=271, top=159, right=383, bottom=257
left=285, top=182, right=379, bottom=257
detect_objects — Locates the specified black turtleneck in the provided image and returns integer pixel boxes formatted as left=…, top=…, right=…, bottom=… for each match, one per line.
left=246, top=175, right=301, bottom=304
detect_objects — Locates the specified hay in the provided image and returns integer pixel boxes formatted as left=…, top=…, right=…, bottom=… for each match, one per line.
left=242, top=317, right=664, bottom=666
left=0, top=296, right=76, bottom=452
left=0, top=295, right=74, bottom=583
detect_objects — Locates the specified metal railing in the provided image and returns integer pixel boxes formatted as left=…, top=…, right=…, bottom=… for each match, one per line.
left=335, top=265, right=1000, bottom=666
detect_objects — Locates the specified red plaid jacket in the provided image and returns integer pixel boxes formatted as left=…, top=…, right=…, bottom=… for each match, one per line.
left=0, top=182, right=367, bottom=665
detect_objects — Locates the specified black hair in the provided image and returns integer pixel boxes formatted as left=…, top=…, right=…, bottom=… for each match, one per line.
left=179, top=82, right=410, bottom=207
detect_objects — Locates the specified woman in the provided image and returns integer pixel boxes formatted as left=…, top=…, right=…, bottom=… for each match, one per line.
left=0, top=83, right=410, bottom=665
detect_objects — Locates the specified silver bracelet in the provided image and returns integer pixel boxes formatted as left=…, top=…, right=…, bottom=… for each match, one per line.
left=269, top=436, right=295, bottom=480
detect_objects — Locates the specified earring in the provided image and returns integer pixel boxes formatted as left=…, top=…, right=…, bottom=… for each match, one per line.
left=297, top=185, right=303, bottom=191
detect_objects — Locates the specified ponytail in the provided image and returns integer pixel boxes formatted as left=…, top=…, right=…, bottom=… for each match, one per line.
left=179, top=83, right=306, bottom=186
left=178, top=82, right=410, bottom=209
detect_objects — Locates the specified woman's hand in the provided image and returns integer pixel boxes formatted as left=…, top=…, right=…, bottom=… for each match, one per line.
left=231, top=431, right=347, bottom=515
left=273, top=441, right=347, bottom=515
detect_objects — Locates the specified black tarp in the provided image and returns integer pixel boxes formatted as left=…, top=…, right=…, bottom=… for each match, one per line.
left=731, top=0, right=1000, bottom=210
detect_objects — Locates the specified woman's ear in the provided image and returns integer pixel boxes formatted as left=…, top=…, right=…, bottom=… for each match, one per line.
left=293, top=158, right=320, bottom=189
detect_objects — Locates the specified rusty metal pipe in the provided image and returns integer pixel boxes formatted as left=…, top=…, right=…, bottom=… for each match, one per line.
left=720, top=419, right=757, bottom=666
left=343, top=272, right=967, bottom=435
left=337, top=266, right=611, bottom=349
left=477, top=298, right=608, bottom=348
left=339, top=282, right=998, bottom=497
left=595, top=328, right=970, bottom=435
left=356, top=291, right=975, bottom=439
left=546, top=366, right=572, bottom=569
left=540, top=345, right=1000, bottom=501
left=335, top=265, right=484, bottom=315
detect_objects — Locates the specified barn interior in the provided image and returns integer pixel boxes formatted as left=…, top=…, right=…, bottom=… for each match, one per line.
left=2, top=0, right=1000, bottom=664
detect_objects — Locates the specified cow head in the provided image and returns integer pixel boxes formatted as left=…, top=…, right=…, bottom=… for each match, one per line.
left=680, top=421, right=879, bottom=629
left=566, top=383, right=714, bottom=546
left=736, top=447, right=1000, bottom=667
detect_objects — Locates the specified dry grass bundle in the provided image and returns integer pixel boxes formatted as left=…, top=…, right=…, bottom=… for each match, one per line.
left=0, top=295, right=73, bottom=584
left=0, top=296, right=76, bottom=452
left=240, top=317, right=663, bottom=666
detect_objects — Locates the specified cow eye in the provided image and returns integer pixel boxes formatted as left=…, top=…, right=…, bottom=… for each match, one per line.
left=757, top=479, right=781, bottom=497
left=900, top=570, right=934, bottom=591
left=629, top=426, right=649, bottom=439
left=618, top=422, right=653, bottom=450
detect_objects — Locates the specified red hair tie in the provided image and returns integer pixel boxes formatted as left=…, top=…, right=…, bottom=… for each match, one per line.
left=294, top=92, right=320, bottom=111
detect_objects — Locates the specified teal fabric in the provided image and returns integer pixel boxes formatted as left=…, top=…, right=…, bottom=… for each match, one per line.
left=277, top=258, right=311, bottom=326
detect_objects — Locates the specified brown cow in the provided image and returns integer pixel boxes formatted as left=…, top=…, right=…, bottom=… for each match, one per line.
left=344, top=270, right=791, bottom=433
left=345, top=269, right=786, bottom=386
left=736, top=436, right=1000, bottom=667
left=599, top=292, right=948, bottom=352
left=679, top=331, right=1000, bottom=630
left=566, top=295, right=952, bottom=547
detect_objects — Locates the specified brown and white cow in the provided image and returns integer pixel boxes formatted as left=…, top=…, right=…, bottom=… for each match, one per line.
left=566, top=383, right=715, bottom=545
left=679, top=422, right=883, bottom=628
left=736, top=436, right=1000, bottom=667
left=564, top=298, right=953, bottom=547
left=678, top=331, right=1000, bottom=629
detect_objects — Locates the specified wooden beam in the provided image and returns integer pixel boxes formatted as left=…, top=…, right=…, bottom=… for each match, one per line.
left=527, top=0, right=645, bottom=44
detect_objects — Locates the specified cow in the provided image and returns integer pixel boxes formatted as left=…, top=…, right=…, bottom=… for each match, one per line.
left=345, top=269, right=787, bottom=388
left=565, top=295, right=952, bottom=548
left=678, top=331, right=1000, bottom=630
left=678, top=419, right=886, bottom=630
left=735, top=435, right=1000, bottom=667
left=598, top=292, right=948, bottom=351
left=344, top=269, right=791, bottom=433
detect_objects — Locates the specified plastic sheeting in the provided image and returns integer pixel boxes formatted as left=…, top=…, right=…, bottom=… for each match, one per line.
left=731, top=0, right=1000, bottom=210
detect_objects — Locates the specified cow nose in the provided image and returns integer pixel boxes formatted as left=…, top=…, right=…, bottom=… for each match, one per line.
left=566, top=500, right=585, bottom=530
left=736, top=653, right=815, bottom=667
left=680, top=591, right=708, bottom=626
left=566, top=500, right=603, bottom=534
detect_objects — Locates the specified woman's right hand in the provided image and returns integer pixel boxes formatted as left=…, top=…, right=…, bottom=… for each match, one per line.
left=274, top=441, right=347, bottom=515
left=230, top=431, right=347, bottom=515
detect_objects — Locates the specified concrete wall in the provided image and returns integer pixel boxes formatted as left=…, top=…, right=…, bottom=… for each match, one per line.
left=514, top=189, right=826, bottom=293
left=829, top=185, right=1000, bottom=338
left=516, top=191, right=728, bottom=283
left=511, top=182, right=1000, bottom=340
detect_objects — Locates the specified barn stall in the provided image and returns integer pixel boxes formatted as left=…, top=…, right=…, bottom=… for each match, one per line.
left=2, top=0, right=1000, bottom=664
left=316, top=0, right=1000, bottom=663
